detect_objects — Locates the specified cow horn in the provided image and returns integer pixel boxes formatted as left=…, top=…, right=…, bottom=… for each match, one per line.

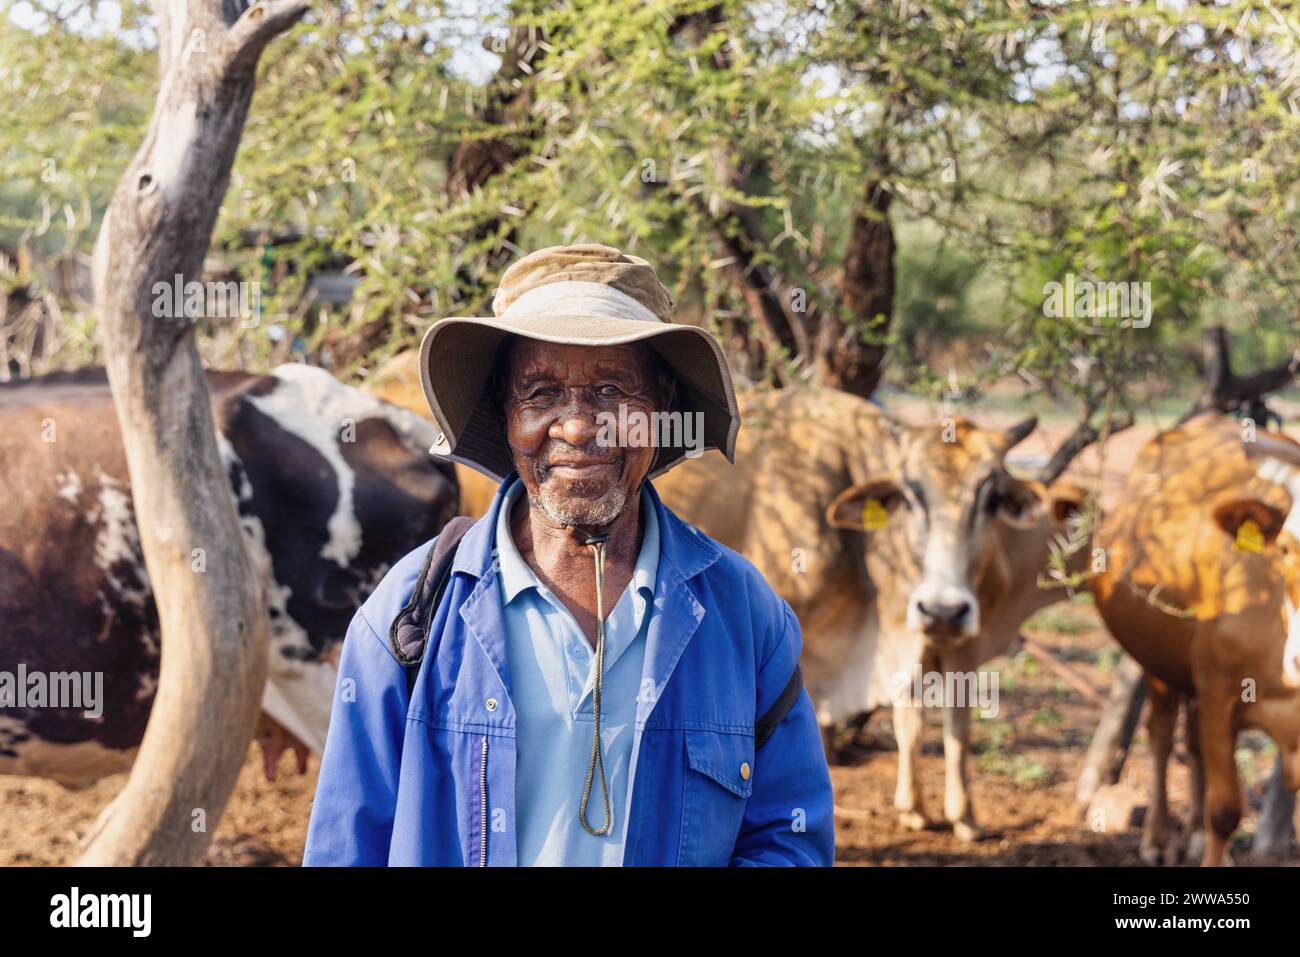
left=1246, top=434, right=1300, bottom=468
left=1036, top=410, right=1135, bottom=484
left=1003, top=416, right=1038, bottom=450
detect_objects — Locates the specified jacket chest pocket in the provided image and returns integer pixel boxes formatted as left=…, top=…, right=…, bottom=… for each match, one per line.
left=679, top=729, right=754, bottom=866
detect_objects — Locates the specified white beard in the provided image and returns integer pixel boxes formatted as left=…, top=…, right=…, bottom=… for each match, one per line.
left=530, top=480, right=631, bottom=529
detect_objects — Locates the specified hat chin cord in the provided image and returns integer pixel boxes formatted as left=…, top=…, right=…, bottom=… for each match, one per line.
left=571, top=523, right=615, bottom=837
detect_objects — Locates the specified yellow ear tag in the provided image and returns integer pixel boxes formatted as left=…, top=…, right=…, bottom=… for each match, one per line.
left=1235, top=519, right=1264, bottom=553
left=862, top=498, right=890, bottom=530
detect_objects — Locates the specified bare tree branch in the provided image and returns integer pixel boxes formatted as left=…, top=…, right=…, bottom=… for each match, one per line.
left=1178, top=325, right=1300, bottom=425
left=224, top=0, right=311, bottom=77
left=1038, top=411, right=1135, bottom=484
left=82, top=0, right=306, bottom=866
left=818, top=178, right=895, bottom=398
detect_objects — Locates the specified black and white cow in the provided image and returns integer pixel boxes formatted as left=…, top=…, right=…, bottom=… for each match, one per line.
left=0, top=364, right=457, bottom=786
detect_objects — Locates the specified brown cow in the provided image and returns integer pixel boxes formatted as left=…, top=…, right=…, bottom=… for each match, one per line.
left=368, top=351, right=1086, bottom=840
left=1091, top=414, right=1300, bottom=866
left=654, top=386, right=1085, bottom=840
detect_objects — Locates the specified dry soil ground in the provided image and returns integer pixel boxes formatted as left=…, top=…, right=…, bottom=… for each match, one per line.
left=1, top=599, right=1293, bottom=866
left=3, top=411, right=1296, bottom=866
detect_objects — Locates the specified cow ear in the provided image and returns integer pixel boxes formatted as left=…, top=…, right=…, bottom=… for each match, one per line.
left=826, top=478, right=904, bottom=531
left=1211, top=498, right=1287, bottom=547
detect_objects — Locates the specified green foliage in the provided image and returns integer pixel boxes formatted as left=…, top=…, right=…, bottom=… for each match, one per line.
left=1, top=0, right=1297, bottom=399
left=0, top=1, right=154, bottom=250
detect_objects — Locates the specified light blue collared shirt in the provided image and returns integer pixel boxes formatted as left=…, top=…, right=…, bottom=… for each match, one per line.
left=495, top=478, right=659, bottom=866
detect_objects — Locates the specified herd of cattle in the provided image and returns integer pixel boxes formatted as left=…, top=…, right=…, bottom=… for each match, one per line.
left=2, top=350, right=1298, bottom=866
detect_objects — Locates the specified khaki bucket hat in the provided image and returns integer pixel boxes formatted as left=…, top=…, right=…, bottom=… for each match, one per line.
left=418, top=243, right=741, bottom=481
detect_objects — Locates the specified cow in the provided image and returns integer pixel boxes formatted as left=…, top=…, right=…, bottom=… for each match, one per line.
left=1091, top=414, right=1300, bottom=866
left=0, top=364, right=457, bottom=788
left=366, top=349, right=1086, bottom=841
left=653, top=386, right=1086, bottom=841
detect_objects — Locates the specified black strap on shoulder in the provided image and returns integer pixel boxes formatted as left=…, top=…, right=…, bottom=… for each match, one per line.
left=754, top=664, right=803, bottom=750
left=389, top=515, right=476, bottom=695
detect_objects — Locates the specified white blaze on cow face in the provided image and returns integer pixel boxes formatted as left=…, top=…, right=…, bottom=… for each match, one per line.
left=1253, top=449, right=1300, bottom=688
left=248, top=364, right=439, bottom=567
left=826, top=416, right=1040, bottom=646
left=247, top=366, right=366, bottom=566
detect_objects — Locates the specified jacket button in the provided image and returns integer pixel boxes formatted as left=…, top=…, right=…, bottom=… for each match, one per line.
left=740, top=762, right=751, bottom=781
left=486, top=698, right=499, bottom=712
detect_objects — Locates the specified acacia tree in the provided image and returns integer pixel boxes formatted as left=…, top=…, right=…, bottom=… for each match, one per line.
left=83, top=0, right=307, bottom=866
left=7, top=1, right=1298, bottom=401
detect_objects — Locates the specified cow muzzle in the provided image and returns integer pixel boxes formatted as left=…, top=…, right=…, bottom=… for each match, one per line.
left=908, top=582, right=980, bottom=644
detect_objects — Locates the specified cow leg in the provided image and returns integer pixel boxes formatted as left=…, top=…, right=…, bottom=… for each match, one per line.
left=1196, top=694, right=1242, bottom=867
left=942, top=703, right=980, bottom=842
left=1253, top=755, right=1297, bottom=857
left=893, top=704, right=930, bottom=830
left=1183, top=697, right=1207, bottom=863
left=1139, top=679, right=1180, bottom=865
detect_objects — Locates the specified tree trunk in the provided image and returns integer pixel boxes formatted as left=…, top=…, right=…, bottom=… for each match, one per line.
left=671, top=7, right=898, bottom=397
left=818, top=179, right=895, bottom=398
left=705, top=161, right=808, bottom=385
left=446, top=20, right=546, bottom=201
left=443, top=18, right=549, bottom=309
left=82, top=0, right=307, bottom=866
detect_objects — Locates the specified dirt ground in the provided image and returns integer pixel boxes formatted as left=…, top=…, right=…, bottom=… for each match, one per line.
left=2, top=600, right=1293, bottom=867
left=3, top=408, right=1295, bottom=867
left=829, top=604, right=1295, bottom=867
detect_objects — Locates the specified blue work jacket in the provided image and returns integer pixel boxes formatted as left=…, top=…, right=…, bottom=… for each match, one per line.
left=303, top=475, right=834, bottom=866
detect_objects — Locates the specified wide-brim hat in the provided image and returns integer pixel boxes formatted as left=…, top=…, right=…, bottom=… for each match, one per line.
left=418, top=243, right=740, bottom=481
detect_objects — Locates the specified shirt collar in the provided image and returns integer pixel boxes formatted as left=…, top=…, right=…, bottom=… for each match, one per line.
left=494, top=478, right=660, bottom=608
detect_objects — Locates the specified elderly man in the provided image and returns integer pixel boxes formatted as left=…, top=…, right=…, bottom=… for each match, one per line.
left=304, top=244, right=833, bottom=866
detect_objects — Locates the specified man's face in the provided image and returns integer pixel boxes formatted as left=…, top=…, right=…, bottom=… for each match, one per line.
left=504, top=339, right=666, bottom=527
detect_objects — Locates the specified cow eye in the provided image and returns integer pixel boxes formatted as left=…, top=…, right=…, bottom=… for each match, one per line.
left=880, top=489, right=908, bottom=512
left=991, top=482, right=1037, bottom=522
